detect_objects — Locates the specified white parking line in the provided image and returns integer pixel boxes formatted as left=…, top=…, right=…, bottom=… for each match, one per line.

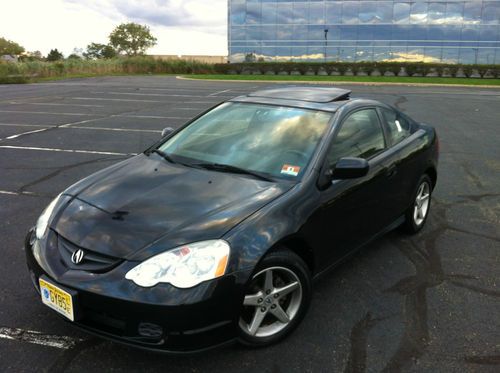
left=0, top=145, right=136, bottom=156
left=0, top=110, right=97, bottom=117
left=209, top=89, right=232, bottom=96
left=66, top=125, right=160, bottom=133
left=92, top=91, right=207, bottom=98
left=0, top=190, right=37, bottom=196
left=0, top=123, right=47, bottom=128
left=7, top=102, right=105, bottom=108
left=5, top=128, right=48, bottom=139
left=0, top=327, right=83, bottom=349
left=0, top=122, right=161, bottom=134
left=72, top=97, right=164, bottom=103
left=114, top=114, right=190, bottom=119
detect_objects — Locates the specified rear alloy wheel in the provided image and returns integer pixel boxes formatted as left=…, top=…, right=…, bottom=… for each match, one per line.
left=238, top=250, right=311, bottom=346
left=401, top=174, right=432, bottom=234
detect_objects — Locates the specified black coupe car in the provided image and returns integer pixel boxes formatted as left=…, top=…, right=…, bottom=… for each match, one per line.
left=25, top=87, right=438, bottom=352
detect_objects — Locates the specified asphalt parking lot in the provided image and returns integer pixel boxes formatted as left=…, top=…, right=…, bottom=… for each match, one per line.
left=0, top=76, right=498, bottom=372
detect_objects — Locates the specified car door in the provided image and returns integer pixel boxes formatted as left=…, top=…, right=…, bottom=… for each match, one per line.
left=301, top=108, right=392, bottom=268
left=377, top=106, right=415, bottom=218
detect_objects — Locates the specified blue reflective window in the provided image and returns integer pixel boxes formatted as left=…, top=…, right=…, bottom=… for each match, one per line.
left=446, top=3, right=464, bottom=25
left=442, top=48, right=459, bottom=64
left=230, top=0, right=245, bottom=26
left=292, top=46, right=308, bottom=60
left=358, top=25, right=375, bottom=41
left=342, top=2, right=359, bottom=25
left=277, top=25, right=293, bottom=40
left=464, top=2, right=482, bottom=24
left=482, top=2, right=500, bottom=25
left=480, top=25, right=498, bottom=41
left=477, top=48, right=497, bottom=64
left=231, top=26, right=246, bottom=41
left=459, top=48, right=477, bottom=64
left=277, top=3, right=293, bottom=24
left=410, top=2, right=428, bottom=25
left=326, top=2, right=342, bottom=24
left=261, top=25, right=277, bottom=41
left=246, top=26, right=261, bottom=41
left=461, top=26, right=479, bottom=42
left=292, top=3, right=308, bottom=25
left=262, top=3, right=277, bottom=24
left=293, top=25, right=308, bottom=41
left=359, top=2, right=392, bottom=24
left=428, top=3, right=446, bottom=25
left=340, top=26, right=358, bottom=40
left=309, top=3, right=325, bottom=24
left=246, top=3, right=261, bottom=25
left=394, top=3, right=410, bottom=24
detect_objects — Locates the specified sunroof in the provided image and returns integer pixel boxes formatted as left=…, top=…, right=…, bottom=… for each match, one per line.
left=247, top=87, right=351, bottom=103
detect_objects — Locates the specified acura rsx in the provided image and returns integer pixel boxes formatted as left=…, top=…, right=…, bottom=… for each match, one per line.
left=25, top=87, right=438, bottom=352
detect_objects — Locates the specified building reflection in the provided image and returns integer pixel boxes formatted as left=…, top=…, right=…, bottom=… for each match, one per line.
left=229, top=1, right=500, bottom=64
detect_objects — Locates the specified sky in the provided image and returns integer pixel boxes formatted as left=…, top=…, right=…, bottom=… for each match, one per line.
left=0, top=0, right=228, bottom=57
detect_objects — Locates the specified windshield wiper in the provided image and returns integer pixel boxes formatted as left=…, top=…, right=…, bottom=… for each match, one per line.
left=151, top=149, right=176, bottom=164
left=193, top=162, right=273, bottom=182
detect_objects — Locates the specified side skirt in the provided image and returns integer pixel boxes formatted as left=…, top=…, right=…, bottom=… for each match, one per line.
left=312, top=215, right=405, bottom=282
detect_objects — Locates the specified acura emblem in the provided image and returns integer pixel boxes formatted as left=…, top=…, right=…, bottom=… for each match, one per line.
left=71, top=249, right=85, bottom=264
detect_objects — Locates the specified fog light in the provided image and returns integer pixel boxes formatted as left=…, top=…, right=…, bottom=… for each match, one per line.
left=138, top=322, right=163, bottom=338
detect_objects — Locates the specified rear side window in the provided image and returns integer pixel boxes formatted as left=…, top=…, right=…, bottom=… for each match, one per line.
left=327, top=108, right=385, bottom=167
left=380, top=108, right=411, bottom=145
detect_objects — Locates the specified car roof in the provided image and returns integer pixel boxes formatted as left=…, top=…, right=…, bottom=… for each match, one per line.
left=230, top=86, right=353, bottom=113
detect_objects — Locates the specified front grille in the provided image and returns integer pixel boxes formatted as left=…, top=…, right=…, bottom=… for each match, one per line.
left=58, top=235, right=122, bottom=273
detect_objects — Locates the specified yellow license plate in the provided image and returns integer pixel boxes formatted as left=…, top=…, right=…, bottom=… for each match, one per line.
left=39, top=278, right=74, bottom=321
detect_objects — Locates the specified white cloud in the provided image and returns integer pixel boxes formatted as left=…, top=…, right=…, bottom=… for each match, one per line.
left=0, top=0, right=227, bottom=56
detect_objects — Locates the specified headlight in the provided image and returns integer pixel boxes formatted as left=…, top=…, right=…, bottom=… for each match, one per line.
left=125, top=240, right=230, bottom=288
left=35, top=194, right=62, bottom=240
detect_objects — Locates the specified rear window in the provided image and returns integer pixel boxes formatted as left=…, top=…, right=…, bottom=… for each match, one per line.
left=380, top=108, right=411, bottom=146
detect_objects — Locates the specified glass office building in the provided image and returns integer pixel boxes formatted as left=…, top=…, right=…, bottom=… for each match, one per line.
left=228, top=1, right=500, bottom=64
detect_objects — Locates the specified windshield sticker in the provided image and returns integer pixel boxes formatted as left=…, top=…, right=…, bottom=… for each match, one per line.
left=281, top=164, right=301, bottom=177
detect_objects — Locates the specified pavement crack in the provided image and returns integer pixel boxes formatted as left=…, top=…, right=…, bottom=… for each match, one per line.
left=16, top=156, right=127, bottom=194
left=464, top=354, right=500, bottom=365
left=343, top=312, right=383, bottom=373
left=47, top=337, right=103, bottom=373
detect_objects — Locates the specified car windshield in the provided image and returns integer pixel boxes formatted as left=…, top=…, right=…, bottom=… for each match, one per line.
left=158, top=102, right=332, bottom=180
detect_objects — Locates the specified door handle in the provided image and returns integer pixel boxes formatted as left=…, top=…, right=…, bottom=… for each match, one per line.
left=386, top=164, right=397, bottom=178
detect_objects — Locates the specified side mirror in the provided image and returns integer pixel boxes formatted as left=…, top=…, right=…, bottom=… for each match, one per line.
left=161, top=127, right=174, bottom=138
left=330, top=157, right=369, bottom=180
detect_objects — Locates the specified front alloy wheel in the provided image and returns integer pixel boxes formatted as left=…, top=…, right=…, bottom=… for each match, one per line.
left=401, top=174, right=433, bottom=234
left=238, top=250, right=311, bottom=346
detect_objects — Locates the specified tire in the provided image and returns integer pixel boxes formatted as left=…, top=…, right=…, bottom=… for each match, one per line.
left=237, top=249, right=312, bottom=347
left=401, top=174, right=432, bottom=234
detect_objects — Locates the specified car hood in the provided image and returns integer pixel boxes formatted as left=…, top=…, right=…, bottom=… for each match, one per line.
left=54, top=154, right=291, bottom=260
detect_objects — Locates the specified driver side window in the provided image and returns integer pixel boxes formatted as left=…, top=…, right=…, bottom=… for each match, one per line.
left=327, top=109, right=385, bottom=167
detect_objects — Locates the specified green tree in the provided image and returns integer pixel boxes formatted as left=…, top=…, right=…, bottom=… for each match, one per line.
left=46, top=49, right=64, bottom=61
left=0, top=37, right=25, bottom=56
left=83, top=43, right=117, bottom=59
left=67, top=53, right=82, bottom=60
left=109, top=23, right=157, bottom=56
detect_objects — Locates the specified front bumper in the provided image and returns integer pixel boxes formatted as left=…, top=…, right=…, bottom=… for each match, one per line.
left=24, top=230, right=253, bottom=353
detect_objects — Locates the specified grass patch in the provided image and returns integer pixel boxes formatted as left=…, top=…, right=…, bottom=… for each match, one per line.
left=183, top=74, right=500, bottom=86
left=0, top=57, right=215, bottom=84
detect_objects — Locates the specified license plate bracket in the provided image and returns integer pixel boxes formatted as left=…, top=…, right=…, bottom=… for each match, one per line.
left=39, top=276, right=79, bottom=321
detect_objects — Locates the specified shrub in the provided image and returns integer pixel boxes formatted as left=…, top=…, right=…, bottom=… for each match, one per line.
left=461, top=65, right=474, bottom=78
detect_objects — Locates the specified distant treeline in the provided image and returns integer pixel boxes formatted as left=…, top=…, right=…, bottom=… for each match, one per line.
left=1, top=57, right=499, bottom=84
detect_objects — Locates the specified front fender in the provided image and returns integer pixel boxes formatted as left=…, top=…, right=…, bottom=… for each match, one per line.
left=223, top=183, right=320, bottom=275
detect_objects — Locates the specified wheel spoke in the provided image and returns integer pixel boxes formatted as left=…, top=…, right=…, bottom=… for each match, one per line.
left=270, top=304, right=290, bottom=324
left=420, top=193, right=430, bottom=202
left=274, top=281, right=299, bottom=298
left=243, top=292, right=263, bottom=306
left=417, top=207, right=424, bottom=219
left=248, top=308, right=267, bottom=335
left=264, top=269, right=273, bottom=291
